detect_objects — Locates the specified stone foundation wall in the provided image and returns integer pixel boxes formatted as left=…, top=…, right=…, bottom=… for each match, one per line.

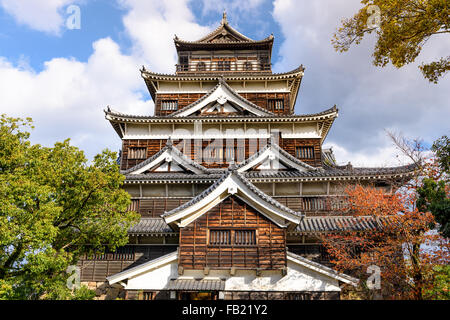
left=82, top=281, right=126, bottom=300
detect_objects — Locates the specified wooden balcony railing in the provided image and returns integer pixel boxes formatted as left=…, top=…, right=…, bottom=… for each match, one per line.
left=176, top=62, right=271, bottom=73
left=299, top=196, right=347, bottom=212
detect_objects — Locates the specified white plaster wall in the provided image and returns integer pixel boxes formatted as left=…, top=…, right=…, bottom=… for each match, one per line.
left=125, top=261, right=178, bottom=290
left=124, top=260, right=340, bottom=292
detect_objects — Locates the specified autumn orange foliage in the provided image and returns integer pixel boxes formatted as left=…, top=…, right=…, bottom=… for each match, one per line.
left=321, top=183, right=449, bottom=300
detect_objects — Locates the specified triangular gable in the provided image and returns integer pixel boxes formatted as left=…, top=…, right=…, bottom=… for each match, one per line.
left=287, top=251, right=358, bottom=286
left=122, top=140, right=211, bottom=175
left=237, top=139, right=321, bottom=173
left=197, top=12, right=254, bottom=43
left=107, top=250, right=178, bottom=285
left=162, top=170, right=303, bottom=228
left=170, top=79, right=274, bottom=117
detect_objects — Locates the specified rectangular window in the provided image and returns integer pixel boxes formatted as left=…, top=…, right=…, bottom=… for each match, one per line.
left=268, top=99, right=284, bottom=111
left=225, top=146, right=235, bottom=161
left=209, top=230, right=231, bottom=245
left=161, top=100, right=178, bottom=111
left=234, top=230, right=256, bottom=246
left=128, top=147, right=146, bottom=159
left=209, top=229, right=256, bottom=246
left=127, top=199, right=139, bottom=212
left=296, top=146, right=315, bottom=159
left=217, top=60, right=231, bottom=71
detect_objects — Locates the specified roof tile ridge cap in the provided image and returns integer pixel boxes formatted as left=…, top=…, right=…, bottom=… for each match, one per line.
left=235, top=143, right=271, bottom=170
left=234, top=171, right=302, bottom=217
left=162, top=170, right=232, bottom=217
left=169, top=80, right=222, bottom=117
left=167, top=142, right=211, bottom=172
left=121, top=145, right=170, bottom=175
left=219, top=80, right=274, bottom=116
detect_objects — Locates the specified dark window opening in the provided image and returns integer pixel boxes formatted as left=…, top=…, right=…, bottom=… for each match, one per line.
left=161, top=100, right=178, bottom=111
left=128, top=147, right=146, bottom=159
left=268, top=99, right=284, bottom=111
left=296, top=146, right=315, bottom=159
left=197, top=62, right=206, bottom=71
left=209, top=230, right=231, bottom=245
left=244, top=61, right=253, bottom=71
left=217, top=60, right=231, bottom=71
left=234, top=230, right=256, bottom=246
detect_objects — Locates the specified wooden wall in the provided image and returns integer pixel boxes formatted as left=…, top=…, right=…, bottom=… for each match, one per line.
left=280, top=138, right=322, bottom=167
left=77, top=245, right=177, bottom=282
left=179, top=196, right=286, bottom=270
left=154, top=92, right=291, bottom=116
left=121, top=138, right=322, bottom=170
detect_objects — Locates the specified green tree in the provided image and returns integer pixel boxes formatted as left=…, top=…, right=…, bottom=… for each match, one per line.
left=417, top=135, right=450, bottom=238
left=333, top=0, right=450, bottom=83
left=0, top=115, right=139, bottom=299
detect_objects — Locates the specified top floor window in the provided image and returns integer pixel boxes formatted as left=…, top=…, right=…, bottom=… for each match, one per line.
left=268, top=99, right=284, bottom=111
left=197, top=62, right=206, bottom=71
left=217, top=60, right=231, bottom=71
left=243, top=61, right=253, bottom=71
left=128, top=147, right=147, bottom=159
left=161, top=100, right=178, bottom=111
left=296, top=146, right=315, bottom=159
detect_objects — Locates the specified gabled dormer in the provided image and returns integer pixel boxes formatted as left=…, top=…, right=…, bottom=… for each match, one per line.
left=174, top=11, right=273, bottom=74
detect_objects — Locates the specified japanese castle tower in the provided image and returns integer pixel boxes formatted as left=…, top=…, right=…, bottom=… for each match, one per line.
left=78, top=13, right=415, bottom=300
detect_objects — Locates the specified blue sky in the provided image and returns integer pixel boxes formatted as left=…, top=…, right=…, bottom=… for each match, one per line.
left=0, top=0, right=448, bottom=166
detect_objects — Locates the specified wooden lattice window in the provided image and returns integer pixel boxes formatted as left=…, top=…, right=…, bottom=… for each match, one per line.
left=244, top=61, right=253, bottom=71
left=234, top=230, right=256, bottom=246
left=128, top=147, right=146, bottom=159
left=197, top=62, right=206, bottom=71
left=225, top=146, right=235, bottom=161
left=127, top=199, right=139, bottom=212
left=268, top=99, right=284, bottom=110
left=217, top=60, right=231, bottom=71
left=161, top=100, right=178, bottom=111
left=86, top=246, right=135, bottom=261
left=296, top=146, right=314, bottom=159
left=209, top=230, right=231, bottom=245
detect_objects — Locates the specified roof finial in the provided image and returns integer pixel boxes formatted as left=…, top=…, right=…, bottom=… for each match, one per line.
left=221, top=10, right=227, bottom=25
left=166, top=136, right=173, bottom=147
left=228, top=160, right=237, bottom=172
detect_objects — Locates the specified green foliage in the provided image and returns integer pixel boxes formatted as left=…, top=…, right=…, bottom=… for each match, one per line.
left=333, top=0, right=450, bottom=83
left=432, top=135, right=450, bottom=174
left=417, top=135, right=450, bottom=238
left=417, top=178, right=450, bottom=237
left=0, top=114, right=140, bottom=299
left=424, top=265, right=450, bottom=299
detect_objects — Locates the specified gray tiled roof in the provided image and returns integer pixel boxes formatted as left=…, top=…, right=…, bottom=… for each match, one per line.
left=128, top=218, right=175, bottom=235
left=236, top=137, right=321, bottom=172
left=293, top=216, right=389, bottom=234
left=161, top=170, right=232, bottom=218
left=128, top=216, right=391, bottom=235
left=160, top=169, right=303, bottom=219
left=121, top=140, right=215, bottom=175
left=140, top=65, right=304, bottom=80
left=165, top=279, right=225, bottom=291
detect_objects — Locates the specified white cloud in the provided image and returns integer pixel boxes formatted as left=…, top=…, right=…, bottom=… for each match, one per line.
left=272, top=0, right=450, bottom=166
left=0, top=0, right=212, bottom=159
left=0, top=0, right=78, bottom=34
left=118, top=0, right=211, bottom=73
left=0, top=37, right=153, bottom=158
